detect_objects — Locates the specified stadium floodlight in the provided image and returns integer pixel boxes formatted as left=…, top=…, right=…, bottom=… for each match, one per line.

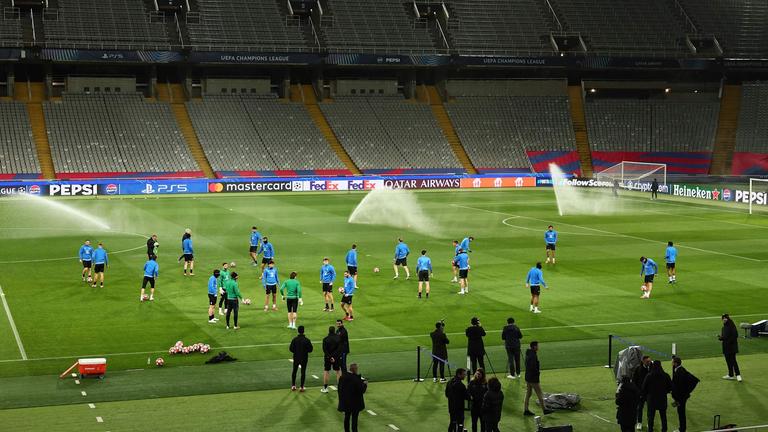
left=749, top=178, right=768, bottom=215
left=595, top=161, right=667, bottom=186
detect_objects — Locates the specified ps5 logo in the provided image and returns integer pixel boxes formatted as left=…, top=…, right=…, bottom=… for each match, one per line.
left=141, top=183, right=188, bottom=194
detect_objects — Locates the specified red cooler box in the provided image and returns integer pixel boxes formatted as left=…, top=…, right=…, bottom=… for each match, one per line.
left=78, top=358, right=107, bottom=377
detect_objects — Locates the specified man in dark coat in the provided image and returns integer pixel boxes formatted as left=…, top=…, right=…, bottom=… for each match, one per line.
left=642, top=360, right=672, bottom=432
left=321, top=326, right=342, bottom=393
left=671, top=356, right=698, bottom=432
left=338, top=363, right=367, bottom=432
left=465, top=317, right=486, bottom=373
left=719, top=314, right=742, bottom=381
left=482, top=377, right=504, bottom=432
left=523, top=341, right=553, bottom=416
left=288, top=325, right=313, bottom=391
left=445, top=368, right=469, bottom=432
left=336, top=319, right=350, bottom=371
left=616, top=376, right=640, bottom=432
left=632, top=355, right=652, bottom=430
left=501, top=317, right=523, bottom=378
left=430, top=321, right=449, bottom=382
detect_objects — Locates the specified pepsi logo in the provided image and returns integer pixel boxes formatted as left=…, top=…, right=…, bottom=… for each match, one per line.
left=28, top=185, right=41, bottom=195
left=105, top=184, right=118, bottom=195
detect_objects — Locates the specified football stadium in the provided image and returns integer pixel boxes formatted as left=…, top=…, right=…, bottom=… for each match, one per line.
left=0, top=1, right=768, bottom=431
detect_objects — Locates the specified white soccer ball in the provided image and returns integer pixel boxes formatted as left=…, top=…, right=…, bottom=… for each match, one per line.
left=154, top=242, right=159, bottom=248
left=155, top=357, right=165, bottom=367
left=175, top=341, right=184, bottom=348
left=641, top=286, right=647, bottom=292
left=373, top=267, right=380, bottom=273
left=168, top=347, right=176, bottom=355
left=181, top=347, right=190, bottom=354
left=200, top=344, right=210, bottom=354
left=87, top=277, right=92, bottom=282
left=242, top=298, right=251, bottom=305
left=230, top=262, right=236, bottom=268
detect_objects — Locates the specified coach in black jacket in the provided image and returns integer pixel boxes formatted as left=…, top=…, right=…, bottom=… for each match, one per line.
left=616, top=376, right=640, bottom=432
left=632, top=355, right=652, bottom=428
left=338, top=363, right=367, bottom=432
left=501, top=317, right=523, bottom=378
left=642, top=360, right=672, bottom=432
left=430, top=322, right=449, bottom=381
left=719, top=314, right=742, bottom=381
left=465, top=317, right=486, bottom=373
left=445, top=368, right=470, bottom=432
left=289, top=325, right=313, bottom=390
left=671, top=356, right=698, bottom=432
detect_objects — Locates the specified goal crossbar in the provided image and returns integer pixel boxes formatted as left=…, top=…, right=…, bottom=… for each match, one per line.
left=595, top=161, right=667, bottom=186
left=749, top=178, right=768, bottom=215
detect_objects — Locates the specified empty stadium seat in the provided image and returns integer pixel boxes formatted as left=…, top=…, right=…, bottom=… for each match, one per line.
left=678, top=0, right=768, bottom=58
left=0, top=102, right=40, bottom=174
left=0, top=3, right=22, bottom=48
left=736, top=82, right=768, bottom=152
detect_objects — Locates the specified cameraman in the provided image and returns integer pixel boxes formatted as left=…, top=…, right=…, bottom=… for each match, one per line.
left=465, top=317, right=486, bottom=373
left=431, top=321, right=450, bottom=382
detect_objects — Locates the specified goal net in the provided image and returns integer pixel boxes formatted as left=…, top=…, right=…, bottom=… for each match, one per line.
left=749, top=178, right=768, bottom=215
left=595, top=161, right=667, bottom=186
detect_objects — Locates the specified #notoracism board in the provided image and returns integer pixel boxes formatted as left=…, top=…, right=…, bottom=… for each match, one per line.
left=595, top=161, right=667, bottom=187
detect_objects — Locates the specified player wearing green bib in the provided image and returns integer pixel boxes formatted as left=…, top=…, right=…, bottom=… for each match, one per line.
left=281, top=272, right=303, bottom=329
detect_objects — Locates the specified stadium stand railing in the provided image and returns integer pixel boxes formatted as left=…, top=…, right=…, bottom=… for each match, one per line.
left=0, top=3, right=23, bottom=48
left=677, top=0, right=768, bottom=58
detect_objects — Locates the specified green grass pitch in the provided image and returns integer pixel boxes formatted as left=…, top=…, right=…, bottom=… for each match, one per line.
left=0, top=188, right=766, bottom=430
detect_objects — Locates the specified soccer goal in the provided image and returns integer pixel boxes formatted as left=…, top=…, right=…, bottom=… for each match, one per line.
left=595, top=161, right=667, bottom=186
left=749, top=178, right=768, bottom=215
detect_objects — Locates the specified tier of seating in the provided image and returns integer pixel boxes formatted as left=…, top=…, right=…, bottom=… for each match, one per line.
left=736, top=82, right=768, bottom=152
left=0, top=2, right=22, bottom=47
left=320, top=96, right=460, bottom=171
left=445, top=96, right=576, bottom=169
left=679, top=0, right=768, bottom=58
left=187, top=95, right=344, bottom=172
left=44, top=93, right=198, bottom=173
left=0, top=102, right=39, bottom=174
left=585, top=99, right=719, bottom=152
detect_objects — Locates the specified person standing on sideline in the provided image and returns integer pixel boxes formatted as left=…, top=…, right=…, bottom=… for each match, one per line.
left=141, top=255, right=159, bottom=302
left=465, top=317, right=486, bottom=373
left=340, top=271, right=356, bottom=321
left=320, top=257, right=336, bottom=312
left=450, top=240, right=461, bottom=283
left=321, top=326, right=342, bottom=394
left=78, top=239, right=94, bottom=282
left=633, top=355, right=652, bottom=430
left=181, top=230, right=194, bottom=276
left=393, top=238, right=411, bottom=280
left=454, top=248, right=470, bottom=295
left=482, top=377, right=504, bottom=432
left=336, top=319, right=350, bottom=370
left=502, top=317, right=523, bottom=379
left=207, top=269, right=220, bottom=323
left=544, top=225, right=557, bottom=264
left=665, top=242, right=677, bottom=284
left=280, top=271, right=303, bottom=329
left=640, top=256, right=658, bottom=299
left=719, top=314, right=742, bottom=382
left=651, top=178, right=659, bottom=200
left=526, top=262, right=547, bottom=313
left=262, top=260, right=279, bottom=312
left=257, top=236, right=275, bottom=273
left=430, top=321, right=449, bottom=382
left=446, top=368, right=470, bottom=432
left=91, top=242, right=108, bottom=288
left=468, top=368, right=488, bottom=432
left=345, top=244, right=359, bottom=288
left=224, top=272, right=242, bottom=330
left=146, top=234, right=158, bottom=259
left=671, top=356, right=698, bottom=432
left=217, top=262, right=230, bottom=316
left=616, top=376, right=640, bottom=432
left=641, top=360, right=671, bottom=432
left=289, top=325, right=313, bottom=392
left=416, top=249, right=433, bottom=299
left=524, top=341, right=553, bottom=416
left=338, top=363, right=367, bottom=432
left=249, top=226, right=262, bottom=266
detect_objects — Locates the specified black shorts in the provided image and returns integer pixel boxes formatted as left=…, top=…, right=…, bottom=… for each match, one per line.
left=208, top=294, right=217, bottom=305
left=341, top=295, right=353, bottom=305
left=322, top=282, right=333, bottom=293
left=262, top=257, right=272, bottom=264
left=530, top=285, right=541, bottom=296
left=459, top=269, right=469, bottom=279
left=184, top=254, right=194, bottom=262
left=94, top=263, right=105, bottom=273
left=347, top=266, right=357, bottom=276
left=395, top=257, right=407, bottom=266
left=666, top=263, right=675, bottom=269
left=249, top=245, right=258, bottom=253
left=546, top=244, right=556, bottom=251
left=82, top=260, right=92, bottom=268
left=324, top=356, right=340, bottom=371
left=265, top=284, right=277, bottom=294
left=418, top=270, right=430, bottom=282
left=644, top=274, right=655, bottom=284
left=142, top=276, right=156, bottom=288
left=287, top=298, right=298, bottom=312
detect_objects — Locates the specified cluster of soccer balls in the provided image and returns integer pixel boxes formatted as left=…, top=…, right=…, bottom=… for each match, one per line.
left=242, top=298, right=252, bottom=305
left=167, top=340, right=210, bottom=356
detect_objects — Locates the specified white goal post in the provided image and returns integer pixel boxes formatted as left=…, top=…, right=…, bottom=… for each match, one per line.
left=749, top=178, right=768, bottom=215
left=594, top=161, right=667, bottom=186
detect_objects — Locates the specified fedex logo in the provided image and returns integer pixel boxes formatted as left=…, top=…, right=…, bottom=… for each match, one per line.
left=309, top=181, right=339, bottom=191
left=348, top=180, right=380, bottom=191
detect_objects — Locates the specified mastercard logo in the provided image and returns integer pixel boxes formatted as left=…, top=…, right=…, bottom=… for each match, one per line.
left=209, top=183, right=224, bottom=193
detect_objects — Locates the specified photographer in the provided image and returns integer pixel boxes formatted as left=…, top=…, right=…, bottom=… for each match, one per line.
left=431, top=321, right=450, bottom=382
left=465, top=317, right=486, bottom=373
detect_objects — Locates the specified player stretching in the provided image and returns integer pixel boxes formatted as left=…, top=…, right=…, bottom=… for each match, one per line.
left=345, top=244, right=359, bottom=288
left=78, top=240, right=94, bottom=282
left=91, top=243, right=108, bottom=288
left=340, top=271, right=355, bottom=321
left=454, top=249, right=470, bottom=295
left=249, top=226, right=262, bottom=266
left=640, top=256, right=658, bottom=299
left=526, top=262, right=547, bottom=313
left=393, top=238, right=411, bottom=280
left=280, top=271, right=303, bottom=329
left=460, top=236, right=474, bottom=253
left=217, top=262, right=231, bottom=316
left=182, top=230, right=194, bottom=276
left=262, top=260, right=280, bottom=312
left=450, top=240, right=460, bottom=283
left=665, top=241, right=677, bottom=284
left=416, top=249, right=433, bottom=299
left=207, top=269, right=220, bottom=323
left=545, top=225, right=557, bottom=264
left=258, top=237, right=275, bottom=274
left=320, top=257, right=336, bottom=312
left=141, top=255, right=159, bottom=302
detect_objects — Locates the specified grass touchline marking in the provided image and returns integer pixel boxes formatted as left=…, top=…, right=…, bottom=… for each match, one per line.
left=502, top=218, right=616, bottom=237
left=88, top=403, right=96, bottom=409
left=367, top=410, right=377, bottom=416
left=312, top=374, right=319, bottom=379
left=0, top=245, right=147, bottom=265
left=388, top=424, right=400, bottom=431
left=81, top=391, right=87, bottom=397
left=96, top=416, right=103, bottom=423
left=0, top=285, right=27, bottom=360
left=589, top=413, right=612, bottom=423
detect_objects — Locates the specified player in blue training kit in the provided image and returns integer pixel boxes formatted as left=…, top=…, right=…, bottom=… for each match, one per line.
left=207, top=269, right=220, bottom=323
left=258, top=237, right=275, bottom=274
left=78, top=240, right=94, bottom=282
left=526, top=262, right=548, bottom=313
left=141, top=255, right=159, bottom=302
left=340, top=271, right=356, bottom=321
left=545, top=225, right=558, bottom=264
left=454, top=249, right=470, bottom=295
left=91, top=243, right=109, bottom=288
left=249, top=226, right=262, bottom=266
left=460, top=236, right=474, bottom=253
left=182, top=229, right=194, bottom=276
left=393, top=238, right=411, bottom=279
left=320, top=257, right=336, bottom=312
left=665, top=241, right=677, bottom=284
left=450, top=240, right=461, bottom=283
left=416, top=249, right=433, bottom=299
left=263, top=260, right=280, bottom=311
left=640, top=256, right=658, bottom=299
left=345, top=244, right=359, bottom=288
